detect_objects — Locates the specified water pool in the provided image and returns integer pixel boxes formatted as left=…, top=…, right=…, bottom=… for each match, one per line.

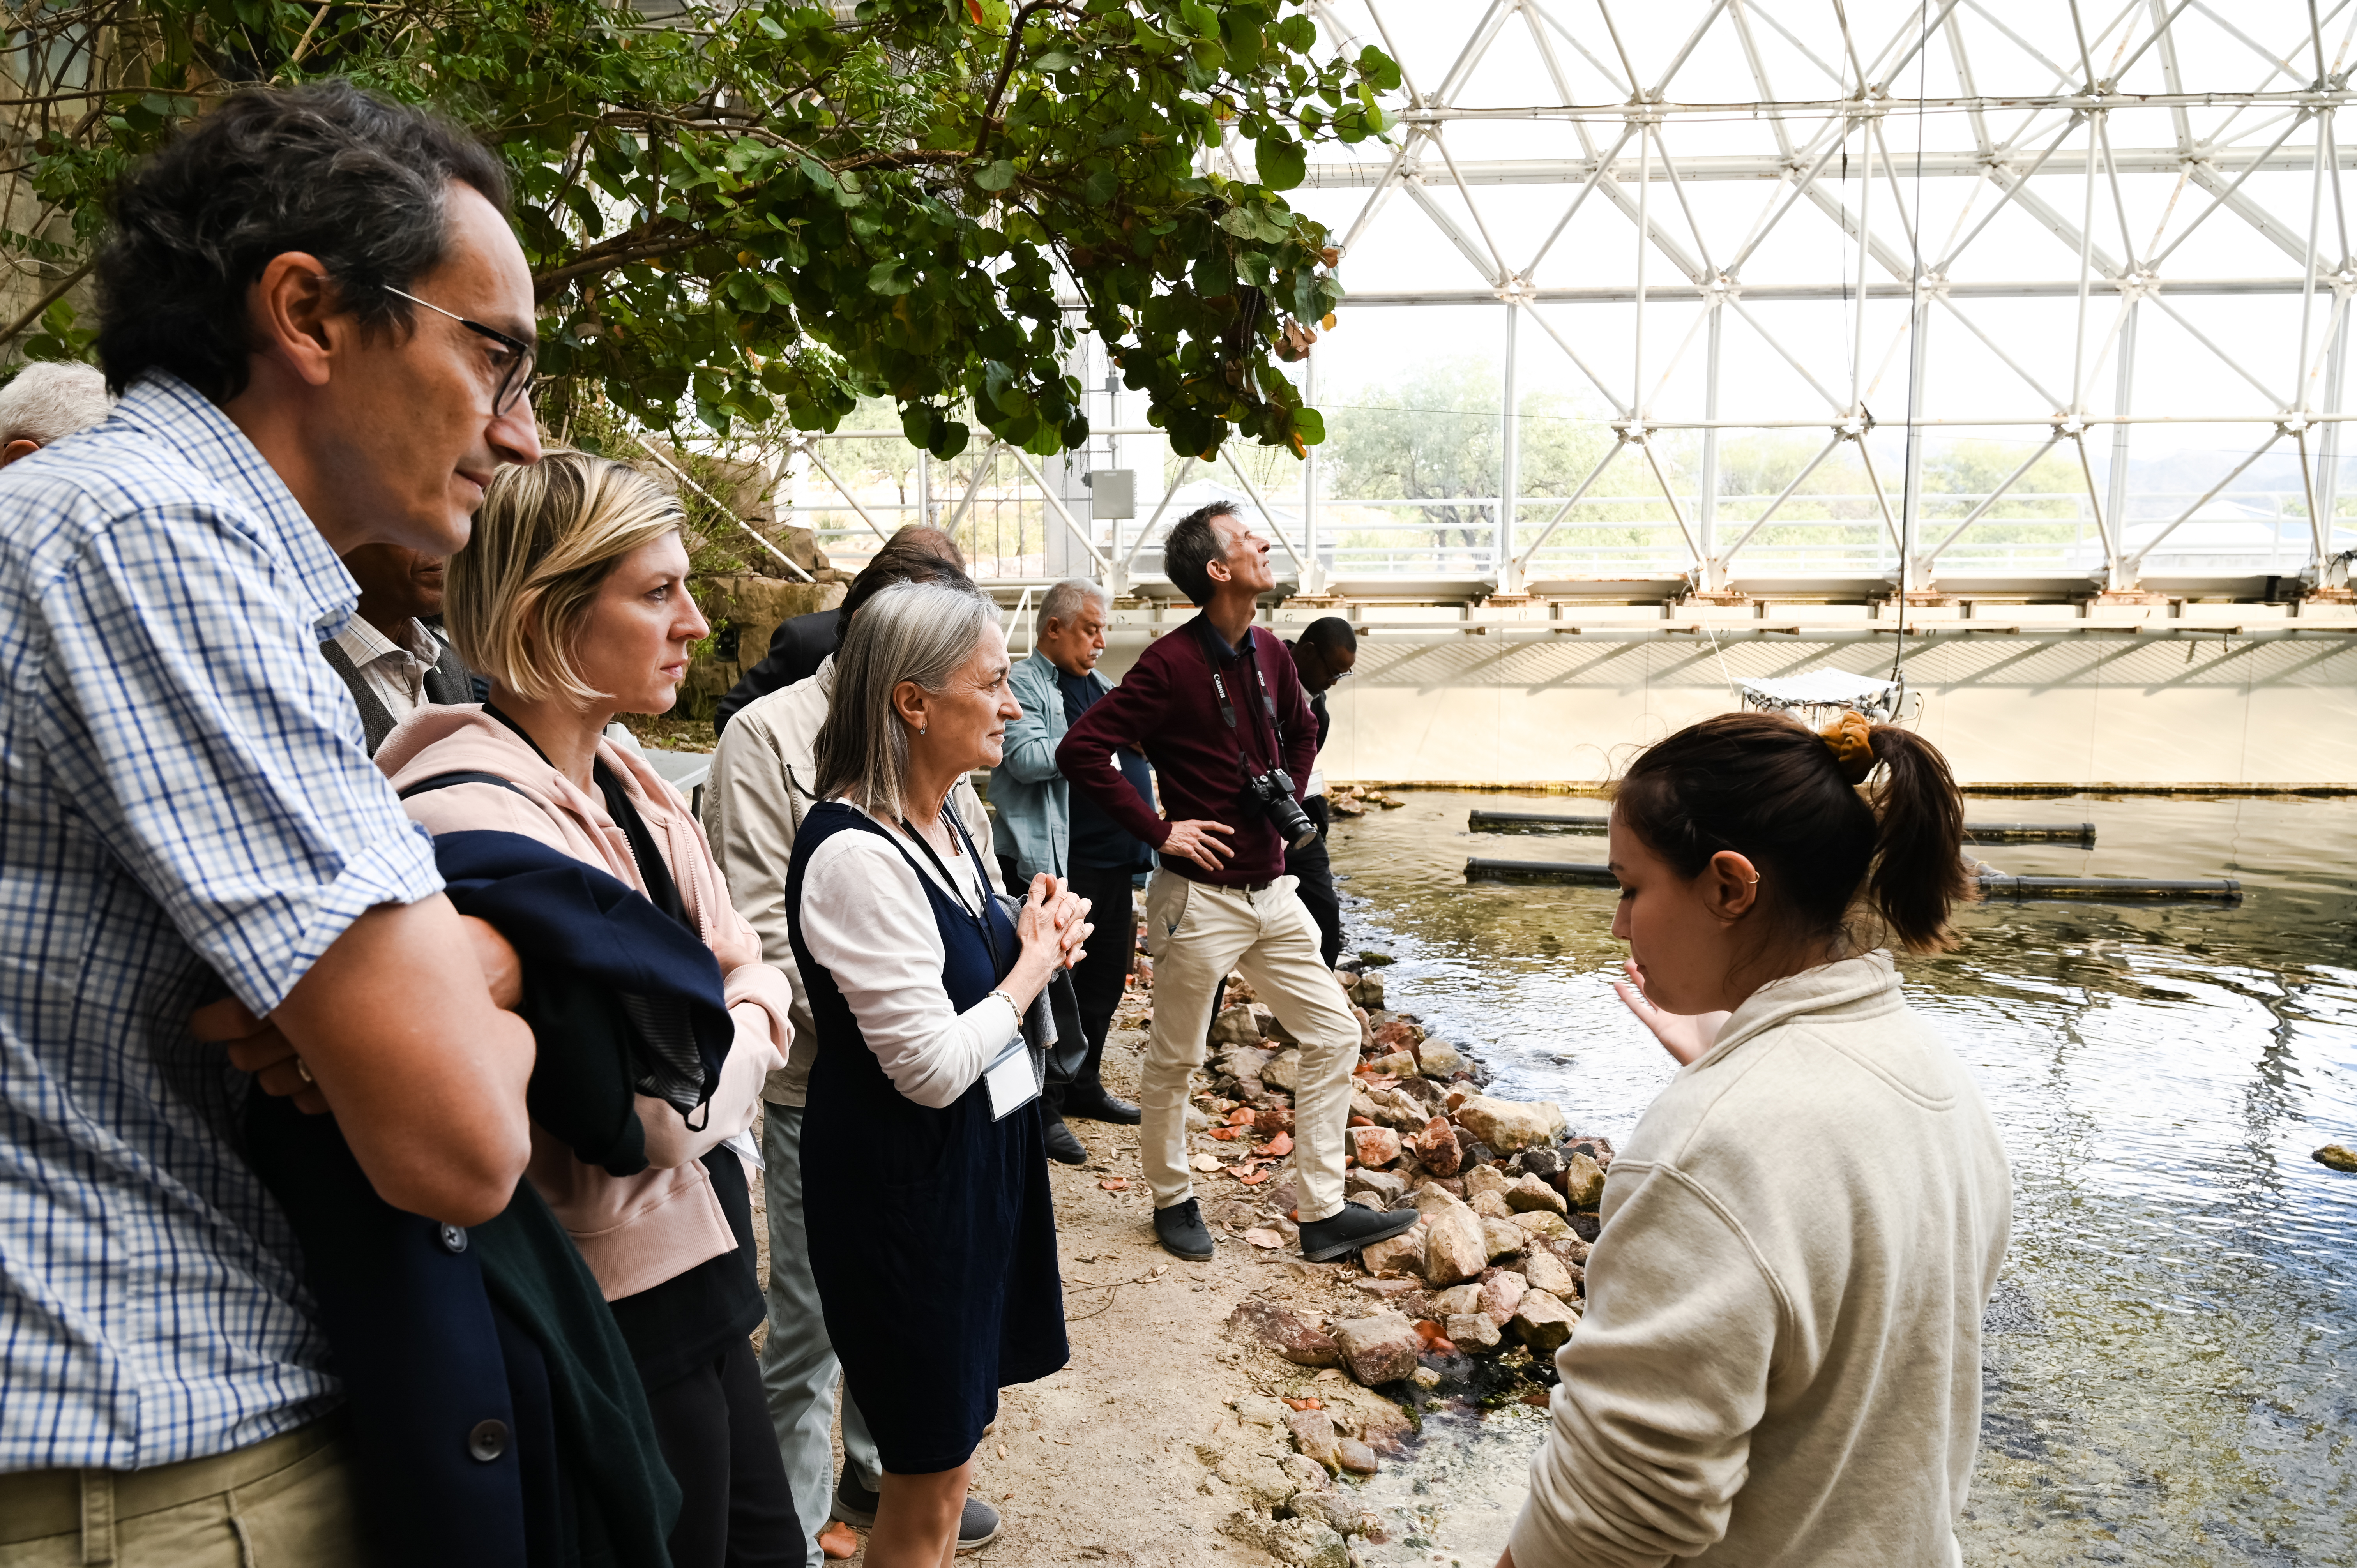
left=1323, top=791, right=2357, bottom=1567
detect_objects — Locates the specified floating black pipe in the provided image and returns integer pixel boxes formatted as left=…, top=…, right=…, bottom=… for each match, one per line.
left=1465, top=809, right=2097, bottom=846
left=1465, top=858, right=1617, bottom=885
left=1977, top=875, right=2240, bottom=902
left=1464, top=858, right=2239, bottom=902
left=1961, top=822, right=2099, bottom=846
left=1467, top=810, right=1611, bottom=834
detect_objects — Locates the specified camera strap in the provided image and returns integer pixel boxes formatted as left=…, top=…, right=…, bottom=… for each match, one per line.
left=1195, top=620, right=1284, bottom=773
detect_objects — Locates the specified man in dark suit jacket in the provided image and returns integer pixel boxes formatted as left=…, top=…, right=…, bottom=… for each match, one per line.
left=713, top=607, right=834, bottom=735
left=711, top=523, right=968, bottom=736
left=321, top=544, right=478, bottom=753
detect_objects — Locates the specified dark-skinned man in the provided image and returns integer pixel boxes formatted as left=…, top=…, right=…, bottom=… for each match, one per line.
left=1283, top=616, right=1357, bottom=968
left=1057, top=504, right=1419, bottom=1265
left=321, top=544, right=478, bottom=753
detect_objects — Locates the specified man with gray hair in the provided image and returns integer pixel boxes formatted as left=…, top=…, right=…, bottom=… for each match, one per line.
left=994, top=577, right=1147, bottom=1164
left=0, top=360, right=113, bottom=466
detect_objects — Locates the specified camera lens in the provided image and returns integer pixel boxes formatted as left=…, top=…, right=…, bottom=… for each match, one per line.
left=1269, top=791, right=1319, bottom=851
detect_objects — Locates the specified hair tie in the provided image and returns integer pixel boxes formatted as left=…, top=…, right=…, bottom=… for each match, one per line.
left=1817, top=709, right=1877, bottom=784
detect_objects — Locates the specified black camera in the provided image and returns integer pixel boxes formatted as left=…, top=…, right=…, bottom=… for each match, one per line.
left=1243, top=765, right=1320, bottom=851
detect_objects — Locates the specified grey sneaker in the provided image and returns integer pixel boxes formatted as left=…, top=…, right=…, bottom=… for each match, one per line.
left=954, top=1496, right=1002, bottom=1552
left=831, top=1476, right=1000, bottom=1550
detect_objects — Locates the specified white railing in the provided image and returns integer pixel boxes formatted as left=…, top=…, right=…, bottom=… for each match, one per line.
left=777, top=446, right=2354, bottom=590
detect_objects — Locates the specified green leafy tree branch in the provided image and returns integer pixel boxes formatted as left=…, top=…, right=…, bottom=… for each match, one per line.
left=0, top=0, right=1397, bottom=459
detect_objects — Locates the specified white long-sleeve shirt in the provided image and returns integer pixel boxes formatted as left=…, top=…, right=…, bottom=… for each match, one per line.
left=796, top=802, right=1024, bottom=1109
left=703, top=657, right=1005, bottom=1107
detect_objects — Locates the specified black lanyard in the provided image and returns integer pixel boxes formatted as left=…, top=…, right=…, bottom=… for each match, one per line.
left=894, top=809, right=987, bottom=926
left=1195, top=622, right=1285, bottom=771
left=896, top=807, right=1020, bottom=979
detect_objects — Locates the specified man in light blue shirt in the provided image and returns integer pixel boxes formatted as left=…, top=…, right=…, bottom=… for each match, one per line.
left=994, top=578, right=1147, bottom=1164
left=0, top=83, right=540, bottom=1561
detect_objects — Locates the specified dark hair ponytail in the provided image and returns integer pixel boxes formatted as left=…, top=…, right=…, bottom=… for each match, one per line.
left=1612, top=710, right=1972, bottom=954
left=1857, top=725, right=1970, bottom=949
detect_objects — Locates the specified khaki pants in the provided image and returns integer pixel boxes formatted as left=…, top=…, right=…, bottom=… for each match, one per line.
left=0, top=1418, right=358, bottom=1568
left=1140, top=870, right=1357, bottom=1223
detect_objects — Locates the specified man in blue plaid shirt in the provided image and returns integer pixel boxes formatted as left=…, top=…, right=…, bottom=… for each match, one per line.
left=0, top=84, right=543, bottom=1563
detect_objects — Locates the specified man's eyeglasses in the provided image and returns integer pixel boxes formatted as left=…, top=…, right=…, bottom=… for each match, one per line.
left=385, top=287, right=537, bottom=415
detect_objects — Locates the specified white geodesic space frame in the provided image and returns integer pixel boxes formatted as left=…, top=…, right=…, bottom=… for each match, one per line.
left=781, top=0, right=2357, bottom=602
left=1269, top=0, right=2357, bottom=600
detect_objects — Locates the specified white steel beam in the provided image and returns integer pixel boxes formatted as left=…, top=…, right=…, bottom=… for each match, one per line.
left=1332, top=278, right=2334, bottom=305
left=1298, top=146, right=2357, bottom=189
left=1499, top=302, right=1522, bottom=594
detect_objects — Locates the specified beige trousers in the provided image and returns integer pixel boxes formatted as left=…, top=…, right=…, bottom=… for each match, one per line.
left=0, top=1418, right=358, bottom=1568
left=1140, top=870, right=1358, bottom=1222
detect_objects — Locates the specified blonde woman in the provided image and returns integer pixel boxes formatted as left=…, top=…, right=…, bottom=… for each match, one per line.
left=376, top=452, right=800, bottom=1567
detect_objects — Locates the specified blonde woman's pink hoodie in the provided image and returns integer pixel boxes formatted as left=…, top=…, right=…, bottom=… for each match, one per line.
left=376, top=706, right=790, bottom=1300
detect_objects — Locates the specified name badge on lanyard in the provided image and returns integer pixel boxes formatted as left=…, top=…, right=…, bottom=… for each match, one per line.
left=898, top=810, right=1044, bottom=1121
left=983, top=1033, right=1041, bottom=1119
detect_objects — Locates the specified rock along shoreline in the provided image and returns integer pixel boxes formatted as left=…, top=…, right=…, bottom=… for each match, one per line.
left=1138, top=945, right=1607, bottom=1567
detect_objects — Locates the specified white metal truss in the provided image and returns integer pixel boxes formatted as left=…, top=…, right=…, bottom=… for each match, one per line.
left=771, top=1, right=2357, bottom=605
left=1257, top=0, right=2357, bottom=602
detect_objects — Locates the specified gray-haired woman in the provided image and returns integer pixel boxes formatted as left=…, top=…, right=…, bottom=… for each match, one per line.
left=787, top=580, right=1087, bottom=1568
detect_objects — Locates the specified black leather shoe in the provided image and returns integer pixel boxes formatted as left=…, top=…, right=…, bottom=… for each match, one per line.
left=831, top=1475, right=878, bottom=1526
left=1298, top=1203, right=1422, bottom=1263
left=1152, top=1197, right=1216, bottom=1261
left=834, top=1478, right=1000, bottom=1550
left=1043, top=1115, right=1088, bottom=1165
left=1059, top=1086, right=1142, bottom=1125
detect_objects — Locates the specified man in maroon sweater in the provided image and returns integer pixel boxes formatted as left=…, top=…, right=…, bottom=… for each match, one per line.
left=1058, top=504, right=1422, bottom=1263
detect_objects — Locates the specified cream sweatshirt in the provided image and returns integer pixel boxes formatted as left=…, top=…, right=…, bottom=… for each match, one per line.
left=1509, top=953, right=2011, bottom=1568
left=376, top=706, right=791, bottom=1300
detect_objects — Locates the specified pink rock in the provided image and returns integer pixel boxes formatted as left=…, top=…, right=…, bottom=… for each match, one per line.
left=1361, top=1221, right=1427, bottom=1279
left=1228, top=1301, right=1340, bottom=1367
left=1408, top=1115, right=1463, bottom=1177
left=1329, top=1312, right=1421, bottom=1386
left=1349, top=1125, right=1402, bottom=1168
left=1285, top=1406, right=1341, bottom=1471
left=1478, top=1268, right=1528, bottom=1325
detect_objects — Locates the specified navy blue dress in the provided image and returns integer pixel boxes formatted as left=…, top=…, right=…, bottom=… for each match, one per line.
left=787, top=802, right=1069, bottom=1476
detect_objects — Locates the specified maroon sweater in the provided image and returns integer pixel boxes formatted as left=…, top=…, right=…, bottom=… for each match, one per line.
left=1056, top=616, right=1319, bottom=887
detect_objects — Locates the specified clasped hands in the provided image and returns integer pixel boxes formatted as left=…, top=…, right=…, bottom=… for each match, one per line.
left=1016, top=872, right=1092, bottom=971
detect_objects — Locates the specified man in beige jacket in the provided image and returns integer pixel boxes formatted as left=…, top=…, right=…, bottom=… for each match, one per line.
left=1506, top=953, right=2012, bottom=1568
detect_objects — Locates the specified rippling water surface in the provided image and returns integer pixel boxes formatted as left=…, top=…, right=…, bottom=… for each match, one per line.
left=1322, top=792, right=2357, bottom=1567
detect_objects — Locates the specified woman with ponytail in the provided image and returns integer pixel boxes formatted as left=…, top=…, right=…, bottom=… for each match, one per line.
left=1501, top=711, right=2012, bottom=1568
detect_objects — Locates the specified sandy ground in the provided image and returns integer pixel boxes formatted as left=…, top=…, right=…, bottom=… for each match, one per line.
left=749, top=987, right=1422, bottom=1567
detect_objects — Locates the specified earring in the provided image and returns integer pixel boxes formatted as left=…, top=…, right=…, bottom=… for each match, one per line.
left=919, top=723, right=927, bottom=736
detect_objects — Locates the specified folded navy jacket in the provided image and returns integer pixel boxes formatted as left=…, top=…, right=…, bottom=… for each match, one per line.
left=433, top=826, right=737, bottom=1169
left=239, top=828, right=739, bottom=1568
